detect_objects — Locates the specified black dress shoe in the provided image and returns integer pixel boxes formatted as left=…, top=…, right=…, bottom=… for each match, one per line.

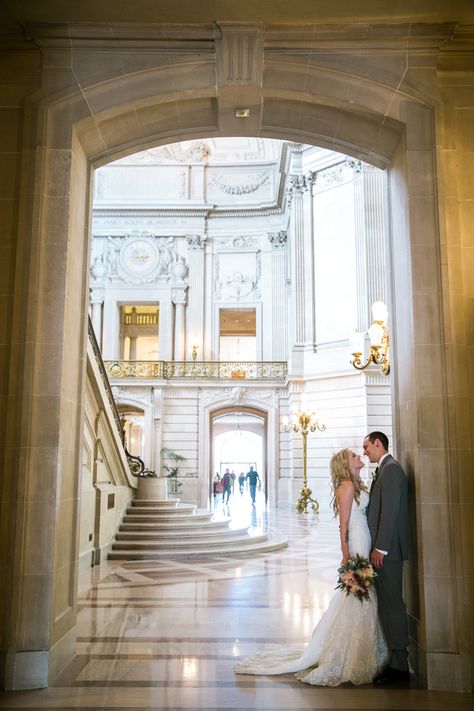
left=373, top=666, right=410, bottom=685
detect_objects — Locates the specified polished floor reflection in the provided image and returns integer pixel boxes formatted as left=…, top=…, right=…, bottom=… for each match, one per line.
left=1, top=500, right=471, bottom=710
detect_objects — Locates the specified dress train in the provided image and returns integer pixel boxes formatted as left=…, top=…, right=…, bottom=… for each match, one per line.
left=234, top=491, right=388, bottom=686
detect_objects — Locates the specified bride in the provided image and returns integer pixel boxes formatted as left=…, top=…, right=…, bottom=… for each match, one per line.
left=234, top=448, right=388, bottom=686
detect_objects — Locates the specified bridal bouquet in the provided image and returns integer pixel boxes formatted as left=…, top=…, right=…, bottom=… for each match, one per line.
left=335, top=554, right=377, bottom=602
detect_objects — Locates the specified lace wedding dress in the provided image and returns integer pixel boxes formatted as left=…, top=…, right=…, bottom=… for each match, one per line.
left=234, top=491, right=388, bottom=686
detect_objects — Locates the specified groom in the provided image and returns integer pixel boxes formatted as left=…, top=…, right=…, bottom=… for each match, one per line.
left=363, top=431, right=410, bottom=685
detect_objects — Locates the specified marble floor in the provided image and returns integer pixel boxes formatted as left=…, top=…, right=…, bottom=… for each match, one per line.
left=1, top=493, right=472, bottom=710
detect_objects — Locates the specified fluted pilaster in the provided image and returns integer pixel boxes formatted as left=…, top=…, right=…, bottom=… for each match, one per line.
left=185, top=235, right=206, bottom=360
left=354, top=165, right=388, bottom=332
left=268, top=232, right=289, bottom=360
left=287, top=173, right=315, bottom=350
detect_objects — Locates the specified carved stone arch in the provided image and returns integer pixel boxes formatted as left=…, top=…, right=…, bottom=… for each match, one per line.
left=199, top=397, right=278, bottom=508
left=6, top=38, right=462, bottom=691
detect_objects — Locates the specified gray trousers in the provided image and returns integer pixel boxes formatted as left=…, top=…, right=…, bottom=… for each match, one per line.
left=376, top=559, right=409, bottom=671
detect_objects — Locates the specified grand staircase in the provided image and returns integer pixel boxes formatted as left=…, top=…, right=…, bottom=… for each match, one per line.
left=108, top=498, right=288, bottom=559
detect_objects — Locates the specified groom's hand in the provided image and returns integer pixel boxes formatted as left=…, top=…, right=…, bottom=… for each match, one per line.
left=370, top=549, right=385, bottom=568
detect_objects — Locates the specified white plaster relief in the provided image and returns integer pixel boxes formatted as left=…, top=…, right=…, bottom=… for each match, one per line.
left=313, top=159, right=362, bottom=193
left=91, top=234, right=189, bottom=286
left=208, top=171, right=270, bottom=196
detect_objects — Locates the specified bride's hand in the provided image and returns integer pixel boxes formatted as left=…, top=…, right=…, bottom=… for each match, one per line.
left=341, top=555, right=350, bottom=565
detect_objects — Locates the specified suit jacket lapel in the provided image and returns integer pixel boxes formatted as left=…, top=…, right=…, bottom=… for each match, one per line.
left=369, top=454, right=392, bottom=497
left=377, top=454, right=393, bottom=474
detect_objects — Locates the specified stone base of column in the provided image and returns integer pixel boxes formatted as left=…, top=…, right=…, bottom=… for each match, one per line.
left=2, top=650, right=49, bottom=689
left=136, top=476, right=168, bottom=500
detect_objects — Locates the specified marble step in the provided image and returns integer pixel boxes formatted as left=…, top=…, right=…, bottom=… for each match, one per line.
left=123, top=512, right=212, bottom=524
left=115, top=526, right=249, bottom=541
left=130, top=498, right=183, bottom=508
left=108, top=533, right=289, bottom=559
left=111, top=531, right=268, bottom=550
left=126, top=504, right=197, bottom=516
left=119, top=518, right=231, bottom=532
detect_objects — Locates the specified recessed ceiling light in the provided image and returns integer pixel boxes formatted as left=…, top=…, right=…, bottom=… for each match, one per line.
left=235, top=108, right=250, bottom=118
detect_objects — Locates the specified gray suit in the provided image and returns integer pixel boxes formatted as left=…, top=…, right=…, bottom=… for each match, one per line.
left=367, top=454, right=409, bottom=671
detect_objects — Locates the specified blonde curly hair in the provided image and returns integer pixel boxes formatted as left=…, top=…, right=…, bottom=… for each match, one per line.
left=329, top=448, right=367, bottom=516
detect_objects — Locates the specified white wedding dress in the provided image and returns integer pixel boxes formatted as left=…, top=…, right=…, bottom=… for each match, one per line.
left=234, top=491, right=388, bottom=686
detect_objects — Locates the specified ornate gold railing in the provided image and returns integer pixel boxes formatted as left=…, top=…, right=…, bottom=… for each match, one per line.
left=104, top=360, right=288, bottom=380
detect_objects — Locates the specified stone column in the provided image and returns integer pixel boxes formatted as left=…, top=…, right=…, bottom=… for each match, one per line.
left=287, top=169, right=315, bottom=369
left=129, top=336, right=137, bottom=360
left=172, top=287, right=187, bottom=361
left=151, top=387, right=162, bottom=472
left=90, top=288, right=104, bottom=349
left=185, top=235, right=206, bottom=360
left=268, top=231, right=289, bottom=361
left=353, top=163, right=388, bottom=332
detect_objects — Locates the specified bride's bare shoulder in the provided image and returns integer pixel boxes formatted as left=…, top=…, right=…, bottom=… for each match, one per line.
left=335, top=479, right=355, bottom=500
left=336, top=479, right=354, bottom=491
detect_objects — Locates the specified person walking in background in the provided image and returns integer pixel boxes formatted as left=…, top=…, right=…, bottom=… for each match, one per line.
left=221, top=468, right=232, bottom=504
left=246, top=465, right=260, bottom=505
left=238, top=472, right=246, bottom=494
left=213, top=471, right=221, bottom=498
left=363, top=431, right=410, bottom=685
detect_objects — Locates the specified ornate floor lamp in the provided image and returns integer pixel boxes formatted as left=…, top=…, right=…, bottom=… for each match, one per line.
left=282, top=410, right=326, bottom=514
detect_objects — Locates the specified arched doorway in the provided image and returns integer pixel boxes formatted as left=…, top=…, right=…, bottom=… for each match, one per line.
left=210, top=407, right=267, bottom=508
left=4, top=26, right=467, bottom=692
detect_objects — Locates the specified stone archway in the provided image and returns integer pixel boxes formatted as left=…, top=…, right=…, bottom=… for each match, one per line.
left=209, top=405, right=268, bottom=504
left=2, top=24, right=468, bottom=692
